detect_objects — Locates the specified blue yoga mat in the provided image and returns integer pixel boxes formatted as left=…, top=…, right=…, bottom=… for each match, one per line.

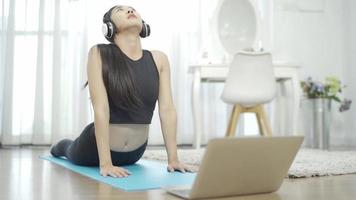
left=40, top=155, right=197, bottom=191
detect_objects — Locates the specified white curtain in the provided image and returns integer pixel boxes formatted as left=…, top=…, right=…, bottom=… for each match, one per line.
left=1, top=0, right=230, bottom=145
left=1, top=0, right=90, bottom=145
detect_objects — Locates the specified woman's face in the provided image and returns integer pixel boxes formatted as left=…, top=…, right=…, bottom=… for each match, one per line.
left=110, top=5, right=142, bottom=34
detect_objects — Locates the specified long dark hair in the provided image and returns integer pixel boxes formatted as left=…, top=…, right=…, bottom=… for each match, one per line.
left=82, top=5, right=143, bottom=111
left=82, top=43, right=143, bottom=111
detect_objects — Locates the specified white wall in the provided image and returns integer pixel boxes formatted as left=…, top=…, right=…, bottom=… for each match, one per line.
left=272, top=0, right=346, bottom=79
left=272, top=0, right=355, bottom=147
left=344, top=0, right=356, bottom=147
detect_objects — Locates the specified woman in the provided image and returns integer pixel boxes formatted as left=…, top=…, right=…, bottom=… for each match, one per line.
left=50, top=5, right=196, bottom=178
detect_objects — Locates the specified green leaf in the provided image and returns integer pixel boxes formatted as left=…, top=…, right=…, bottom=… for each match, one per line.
left=331, top=96, right=341, bottom=103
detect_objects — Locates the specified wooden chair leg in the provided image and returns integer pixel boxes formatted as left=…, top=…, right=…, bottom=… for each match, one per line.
left=256, top=105, right=273, bottom=136
left=225, top=104, right=242, bottom=137
left=255, top=111, right=265, bottom=136
left=225, top=105, right=237, bottom=137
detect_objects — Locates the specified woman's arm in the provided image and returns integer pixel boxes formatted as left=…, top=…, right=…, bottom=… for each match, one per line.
left=87, top=45, right=112, bottom=167
left=87, top=45, right=132, bottom=178
left=151, top=51, right=178, bottom=162
left=151, top=51, right=196, bottom=173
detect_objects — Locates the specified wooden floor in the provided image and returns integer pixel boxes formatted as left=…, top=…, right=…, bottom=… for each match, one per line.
left=1, top=146, right=356, bottom=200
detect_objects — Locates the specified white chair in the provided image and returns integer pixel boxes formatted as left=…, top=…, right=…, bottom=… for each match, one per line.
left=220, top=51, right=277, bottom=137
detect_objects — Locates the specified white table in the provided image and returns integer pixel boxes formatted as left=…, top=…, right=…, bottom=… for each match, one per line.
left=188, top=63, right=302, bottom=149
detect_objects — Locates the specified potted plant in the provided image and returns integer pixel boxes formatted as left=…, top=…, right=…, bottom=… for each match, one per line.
left=300, top=76, right=352, bottom=150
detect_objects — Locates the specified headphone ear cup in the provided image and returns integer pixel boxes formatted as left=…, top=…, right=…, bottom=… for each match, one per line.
left=102, top=6, right=118, bottom=42
left=109, top=21, right=116, bottom=37
left=102, top=21, right=116, bottom=40
left=140, top=21, right=150, bottom=38
left=102, top=23, right=109, bottom=37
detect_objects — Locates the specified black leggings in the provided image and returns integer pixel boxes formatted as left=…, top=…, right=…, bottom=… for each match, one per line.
left=50, top=122, right=148, bottom=166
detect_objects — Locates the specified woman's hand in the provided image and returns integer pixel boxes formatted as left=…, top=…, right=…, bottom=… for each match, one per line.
left=167, top=160, right=198, bottom=173
left=100, top=164, right=132, bottom=178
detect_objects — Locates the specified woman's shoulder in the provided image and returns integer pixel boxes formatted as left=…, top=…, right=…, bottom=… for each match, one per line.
left=147, top=49, right=166, bottom=56
left=147, top=50, right=168, bottom=63
left=87, top=43, right=115, bottom=67
left=146, top=50, right=169, bottom=74
left=89, top=43, right=115, bottom=52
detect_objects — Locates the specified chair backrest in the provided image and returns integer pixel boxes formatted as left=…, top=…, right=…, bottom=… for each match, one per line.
left=220, top=51, right=277, bottom=107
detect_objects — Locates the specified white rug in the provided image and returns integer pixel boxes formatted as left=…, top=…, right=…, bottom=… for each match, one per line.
left=142, top=148, right=356, bottom=178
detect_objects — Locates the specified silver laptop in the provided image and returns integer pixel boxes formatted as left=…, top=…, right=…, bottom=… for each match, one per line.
left=163, top=136, right=304, bottom=199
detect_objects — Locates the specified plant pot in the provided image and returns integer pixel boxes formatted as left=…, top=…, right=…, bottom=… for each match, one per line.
left=301, top=98, right=332, bottom=150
